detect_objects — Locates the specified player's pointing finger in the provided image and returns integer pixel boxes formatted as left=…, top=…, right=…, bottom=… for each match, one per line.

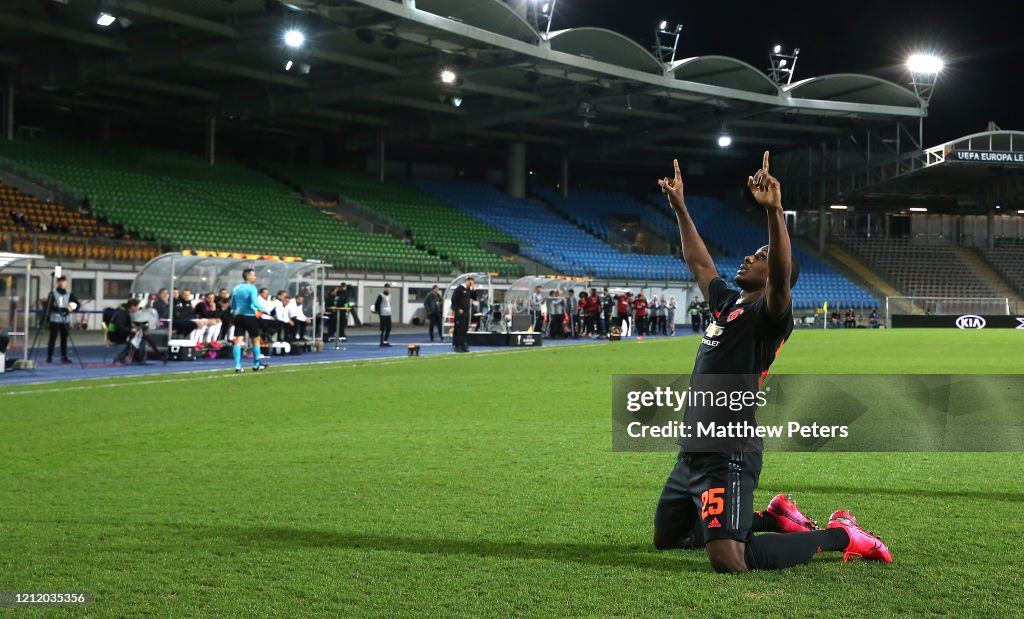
left=762, top=150, right=770, bottom=173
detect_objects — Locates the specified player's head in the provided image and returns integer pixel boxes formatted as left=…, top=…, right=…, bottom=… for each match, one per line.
left=56, top=275, right=68, bottom=287
left=733, top=245, right=800, bottom=291
left=242, top=268, right=256, bottom=283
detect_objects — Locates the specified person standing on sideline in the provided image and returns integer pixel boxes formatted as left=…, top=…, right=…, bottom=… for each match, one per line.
left=452, top=277, right=476, bottom=352
left=45, top=274, right=80, bottom=364
left=633, top=292, right=649, bottom=336
left=530, top=285, right=544, bottom=333
left=667, top=295, right=678, bottom=336
left=424, top=285, right=443, bottom=342
left=372, top=283, right=393, bottom=347
left=230, top=268, right=267, bottom=373
left=688, top=299, right=701, bottom=332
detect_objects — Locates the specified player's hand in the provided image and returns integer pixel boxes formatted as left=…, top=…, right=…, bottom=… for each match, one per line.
left=657, top=159, right=685, bottom=212
left=255, top=309, right=263, bottom=319
left=747, top=150, right=782, bottom=211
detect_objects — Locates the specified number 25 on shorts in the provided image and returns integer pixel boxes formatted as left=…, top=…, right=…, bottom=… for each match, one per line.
left=701, top=487, right=725, bottom=520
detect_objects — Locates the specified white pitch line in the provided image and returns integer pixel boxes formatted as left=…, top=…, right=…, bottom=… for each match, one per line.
left=0, top=341, right=614, bottom=397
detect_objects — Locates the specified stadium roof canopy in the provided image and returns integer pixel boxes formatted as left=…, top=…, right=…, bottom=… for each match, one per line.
left=785, top=130, right=1024, bottom=211
left=0, top=0, right=926, bottom=167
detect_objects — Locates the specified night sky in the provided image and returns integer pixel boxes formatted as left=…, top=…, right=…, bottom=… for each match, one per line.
left=550, top=0, right=1024, bottom=145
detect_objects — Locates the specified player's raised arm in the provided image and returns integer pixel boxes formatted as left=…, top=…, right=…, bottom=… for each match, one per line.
left=746, top=151, right=792, bottom=319
left=658, top=159, right=718, bottom=299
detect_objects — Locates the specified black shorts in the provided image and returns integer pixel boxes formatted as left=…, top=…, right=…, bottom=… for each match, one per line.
left=654, top=450, right=762, bottom=545
left=234, top=315, right=262, bottom=339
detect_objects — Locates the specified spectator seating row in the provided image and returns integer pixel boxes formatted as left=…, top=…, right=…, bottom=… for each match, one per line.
left=0, top=139, right=451, bottom=274
left=647, top=194, right=878, bottom=308
left=269, top=164, right=523, bottom=277
left=535, top=187, right=679, bottom=244
left=1, top=231, right=159, bottom=263
left=842, top=237, right=1000, bottom=299
left=409, top=178, right=692, bottom=281
left=1, top=179, right=117, bottom=237
left=977, top=238, right=1024, bottom=297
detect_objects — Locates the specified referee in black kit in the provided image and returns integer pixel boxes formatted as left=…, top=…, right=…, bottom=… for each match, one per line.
left=451, top=277, right=475, bottom=353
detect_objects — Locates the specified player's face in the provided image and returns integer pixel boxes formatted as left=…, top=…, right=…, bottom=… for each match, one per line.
left=246, top=272, right=256, bottom=284
left=734, top=245, right=770, bottom=290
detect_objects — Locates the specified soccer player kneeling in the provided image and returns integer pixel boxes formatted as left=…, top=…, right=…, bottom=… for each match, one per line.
left=652, top=153, right=891, bottom=572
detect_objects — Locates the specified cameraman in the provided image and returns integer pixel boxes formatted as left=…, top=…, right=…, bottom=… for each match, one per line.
left=45, top=275, right=80, bottom=364
left=110, top=298, right=149, bottom=364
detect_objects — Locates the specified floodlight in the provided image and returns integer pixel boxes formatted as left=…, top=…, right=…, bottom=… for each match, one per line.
left=909, top=207, right=928, bottom=212
left=541, top=3, right=550, bottom=13
left=659, top=20, right=668, bottom=31
left=768, top=44, right=799, bottom=85
left=96, top=12, right=116, bottom=26
left=283, top=29, right=305, bottom=48
left=1017, top=210, right=1024, bottom=215
left=440, top=69, right=457, bottom=84
left=284, top=60, right=294, bottom=71
left=450, top=96, right=463, bottom=108
left=907, top=54, right=943, bottom=74
left=717, top=134, right=732, bottom=148
left=830, top=205, right=848, bottom=210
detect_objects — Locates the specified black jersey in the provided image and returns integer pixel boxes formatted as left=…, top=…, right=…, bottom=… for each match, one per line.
left=679, top=277, right=793, bottom=452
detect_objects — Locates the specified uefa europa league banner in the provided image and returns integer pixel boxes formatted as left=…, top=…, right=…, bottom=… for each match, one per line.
left=611, top=374, right=1024, bottom=452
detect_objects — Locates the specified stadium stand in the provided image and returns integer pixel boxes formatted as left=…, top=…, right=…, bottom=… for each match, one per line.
left=1, top=177, right=158, bottom=262
left=841, top=238, right=1001, bottom=298
left=647, top=193, right=878, bottom=308
left=1, top=178, right=116, bottom=237
left=409, top=178, right=692, bottom=281
left=0, top=139, right=451, bottom=274
left=534, top=187, right=679, bottom=244
left=977, top=239, right=1024, bottom=297
left=269, top=165, right=523, bottom=276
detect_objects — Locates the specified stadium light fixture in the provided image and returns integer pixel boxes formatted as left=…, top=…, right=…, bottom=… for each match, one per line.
left=717, top=134, right=732, bottom=148
left=440, top=69, right=457, bottom=85
left=96, top=12, right=117, bottom=27
left=907, top=54, right=943, bottom=75
left=654, top=20, right=683, bottom=63
left=768, top=45, right=800, bottom=85
left=527, top=0, right=557, bottom=35
left=830, top=205, right=848, bottom=210
left=909, top=207, right=928, bottom=212
left=907, top=52, right=943, bottom=104
left=283, top=29, right=305, bottom=48
left=1017, top=209, right=1024, bottom=215
left=284, top=60, right=293, bottom=71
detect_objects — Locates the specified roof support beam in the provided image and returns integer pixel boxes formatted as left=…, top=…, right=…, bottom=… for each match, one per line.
left=0, top=13, right=129, bottom=52
left=104, top=76, right=221, bottom=101
left=119, top=0, right=239, bottom=38
left=189, top=59, right=309, bottom=89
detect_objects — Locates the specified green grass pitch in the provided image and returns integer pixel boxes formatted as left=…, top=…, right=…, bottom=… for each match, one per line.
left=1, top=329, right=1022, bottom=617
